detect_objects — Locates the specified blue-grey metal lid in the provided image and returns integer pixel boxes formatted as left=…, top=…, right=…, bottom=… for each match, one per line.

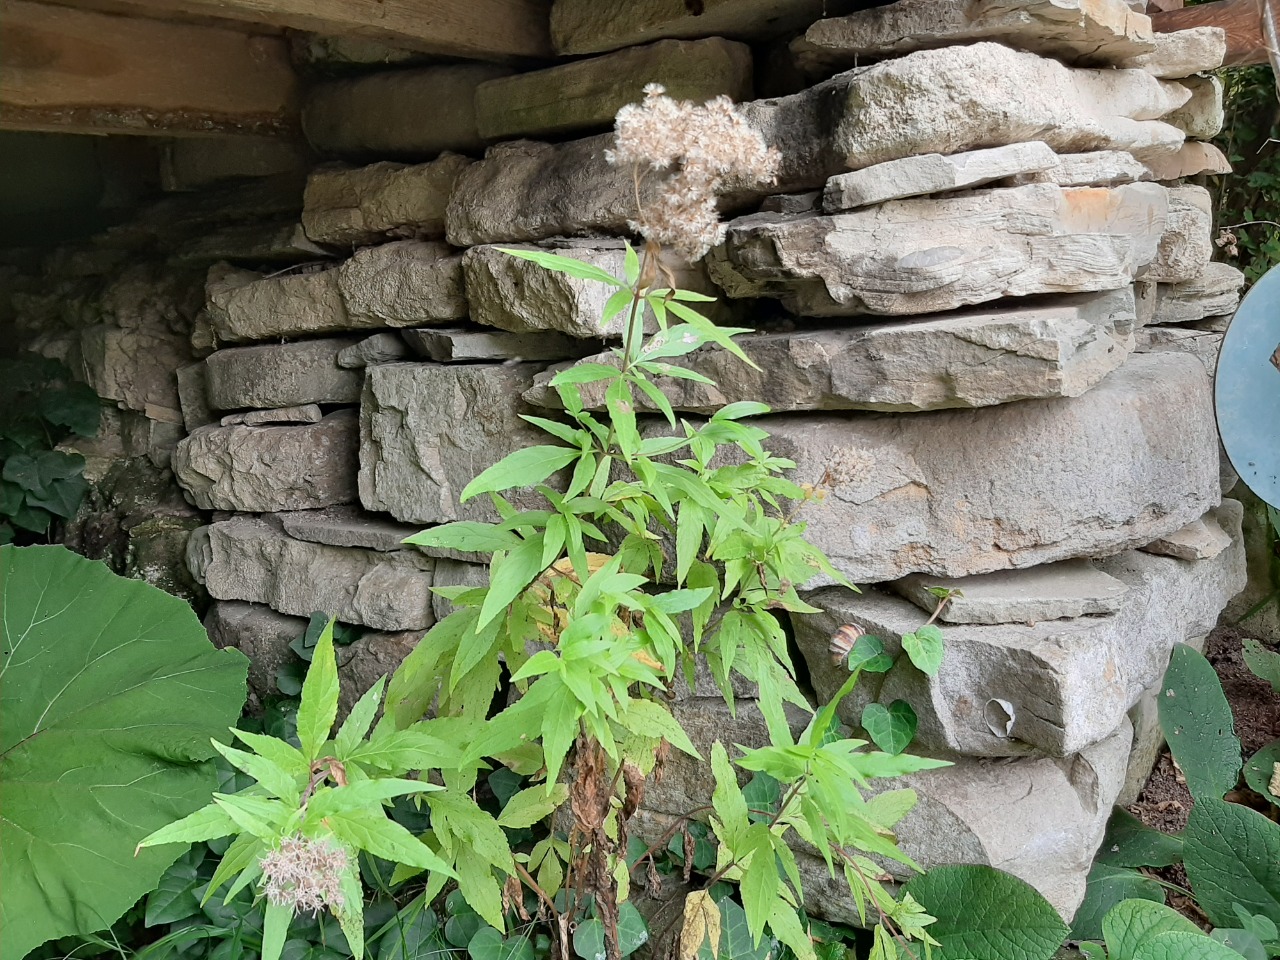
left=1215, top=263, right=1280, bottom=508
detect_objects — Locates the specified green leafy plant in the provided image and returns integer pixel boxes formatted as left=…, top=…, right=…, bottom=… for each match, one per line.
left=0, top=544, right=248, bottom=960
left=1077, top=899, right=1251, bottom=960
left=1215, top=66, right=1280, bottom=282
left=0, top=353, right=102, bottom=544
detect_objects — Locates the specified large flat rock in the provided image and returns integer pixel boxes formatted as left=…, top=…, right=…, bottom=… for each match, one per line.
left=632, top=697, right=1132, bottom=922
left=1151, top=261, right=1244, bottom=324
left=204, top=337, right=364, bottom=410
left=301, top=154, right=473, bottom=247
left=173, top=410, right=359, bottom=512
left=359, top=362, right=560, bottom=524
left=302, top=65, right=510, bottom=158
left=197, top=516, right=435, bottom=632
left=1119, top=27, right=1226, bottom=79
left=793, top=503, right=1244, bottom=758
left=336, top=241, right=467, bottom=327
left=709, top=182, right=1191, bottom=318
left=550, top=0, right=846, bottom=55
left=206, top=263, right=350, bottom=342
left=793, top=0, right=1155, bottom=71
left=742, top=43, right=1189, bottom=191
left=475, top=38, right=753, bottom=140
left=524, top=288, right=1137, bottom=413
left=740, top=352, right=1221, bottom=583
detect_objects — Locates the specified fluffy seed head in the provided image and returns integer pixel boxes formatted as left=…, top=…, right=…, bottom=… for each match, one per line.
left=259, top=834, right=350, bottom=916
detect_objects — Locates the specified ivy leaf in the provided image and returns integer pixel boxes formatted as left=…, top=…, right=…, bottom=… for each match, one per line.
left=296, top=620, right=340, bottom=762
left=860, top=700, right=917, bottom=755
left=902, top=865, right=1067, bottom=960
left=901, top=625, right=944, bottom=676
left=1159, top=644, right=1241, bottom=801
left=847, top=634, right=893, bottom=674
left=1182, top=797, right=1280, bottom=927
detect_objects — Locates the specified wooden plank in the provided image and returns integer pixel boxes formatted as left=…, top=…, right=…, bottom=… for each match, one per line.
left=1150, top=0, right=1275, bottom=66
left=70, top=0, right=554, bottom=61
left=1, top=1, right=299, bottom=137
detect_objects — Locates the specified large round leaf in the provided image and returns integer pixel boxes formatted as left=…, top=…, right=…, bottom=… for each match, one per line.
left=0, top=545, right=247, bottom=960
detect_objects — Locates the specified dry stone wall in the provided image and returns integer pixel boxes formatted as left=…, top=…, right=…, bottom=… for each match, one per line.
left=2, top=0, right=1250, bottom=927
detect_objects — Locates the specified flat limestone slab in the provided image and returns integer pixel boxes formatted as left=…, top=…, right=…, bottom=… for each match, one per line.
left=793, top=0, right=1155, bottom=72
left=709, top=182, right=1189, bottom=318
left=220, top=405, right=322, bottom=426
left=523, top=288, right=1137, bottom=414
left=1144, top=141, right=1232, bottom=180
left=197, top=516, right=436, bottom=632
left=279, top=505, right=490, bottom=564
left=1117, top=26, right=1226, bottom=78
left=551, top=0, right=842, bottom=55
left=744, top=352, right=1221, bottom=584
left=176, top=363, right=216, bottom=431
left=1151, top=261, right=1244, bottom=325
left=475, top=38, right=752, bottom=140
left=793, top=505, right=1243, bottom=758
left=402, top=327, right=590, bottom=363
left=206, top=264, right=351, bottom=342
left=892, top=558, right=1131, bottom=625
left=1005, top=150, right=1152, bottom=188
left=302, top=65, right=510, bottom=158
left=742, top=42, right=1189, bottom=191
left=822, top=142, right=1059, bottom=210
left=1141, top=504, right=1235, bottom=560
left=337, top=333, right=410, bottom=368
left=1165, top=75, right=1223, bottom=140
left=302, top=154, right=473, bottom=247
left=173, top=411, right=359, bottom=513
left=359, top=362, right=561, bottom=525
left=204, top=337, right=364, bottom=410
left=337, top=241, right=467, bottom=327
left=1135, top=325, right=1223, bottom=378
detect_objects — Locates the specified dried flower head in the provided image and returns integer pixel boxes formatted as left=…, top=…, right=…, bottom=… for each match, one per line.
left=259, top=834, right=350, bottom=916
left=607, top=84, right=781, bottom=262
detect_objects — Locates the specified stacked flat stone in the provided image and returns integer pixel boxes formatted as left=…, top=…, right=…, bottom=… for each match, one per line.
left=3, top=0, right=1245, bottom=929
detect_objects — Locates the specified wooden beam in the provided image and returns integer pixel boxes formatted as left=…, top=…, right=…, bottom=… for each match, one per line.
left=1150, top=0, right=1277, bottom=66
left=1, top=1, right=299, bottom=137
left=75, top=0, right=554, bottom=62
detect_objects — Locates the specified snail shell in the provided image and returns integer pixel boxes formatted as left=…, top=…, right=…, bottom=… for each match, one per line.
left=829, top=624, right=864, bottom=665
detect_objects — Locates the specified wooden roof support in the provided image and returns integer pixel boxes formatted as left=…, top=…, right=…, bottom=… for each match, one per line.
left=76, top=0, right=554, bottom=61
left=1151, top=0, right=1280, bottom=67
left=1, top=1, right=299, bottom=137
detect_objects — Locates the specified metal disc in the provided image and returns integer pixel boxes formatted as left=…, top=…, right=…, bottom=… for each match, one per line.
left=1215, top=263, right=1280, bottom=508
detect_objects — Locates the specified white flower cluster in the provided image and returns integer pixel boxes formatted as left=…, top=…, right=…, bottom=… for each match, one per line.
left=259, top=834, right=350, bottom=916
left=607, top=84, right=781, bottom=262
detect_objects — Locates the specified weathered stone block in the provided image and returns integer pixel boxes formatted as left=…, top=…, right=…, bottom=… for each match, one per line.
left=741, top=43, right=1188, bottom=191
left=220, top=405, right=323, bottom=427
left=171, top=220, right=333, bottom=266
left=1135, top=325, right=1223, bottom=377
left=402, top=327, right=589, bottom=363
left=431, top=558, right=490, bottom=621
left=709, top=182, right=1181, bottom=318
left=1151, top=261, right=1243, bottom=324
left=1165, top=75, right=1224, bottom=140
left=525, top=288, right=1137, bottom=413
left=793, top=0, right=1155, bottom=72
left=744, top=352, right=1221, bottom=584
left=793, top=504, right=1243, bottom=758
left=173, top=411, right=359, bottom=512
left=160, top=137, right=310, bottom=192
left=1118, top=26, right=1226, bottom=78
left=892, top=558, right=1131, bottom=625
left=463, top=241, right=713, bottom=338
left=278, top=505, right=424, bottom=553
left=823, top=142, right=1059, bottom=210
left=201, top=516, right=435, bottom=632
left=176, top=362, right=216, bottom=431
left=1143, top=141, right=1232, bottom=180
left=359, top=362, right=560, bottom=524
left=551, top=0, right=845, bottom=55
left=475, top=38, right=753, bottom=141
left=301, top=154, right=473, bottom=247
left=79, top=322, right=190, bottom=412
left=1146, top=184, right=1212, bottom=283
left=1005, top=150, right=1151, bottom=188
left=1141, top=504, right=1234, bottom=560
left=337, top=333, right=410, bottom=368
left=206, top=263, right=349, bottom=342
left=337, top=241, right=467, bottom=327
left=302, top=65, right=510, bottom=158
left=204, top=337, right=364, bottom=410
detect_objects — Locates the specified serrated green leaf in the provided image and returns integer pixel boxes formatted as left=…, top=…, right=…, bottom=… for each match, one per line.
left=623, top=698, right=701, bottom=758
left=336, top=678, right=386, bottom=758
left=478, top=533, right=546, bottom=630
left=297, top=620, right=340, bottom=763
left=327, top=811, right=457, bottom=877
left=306, top=778, right=438, bottom=821
left=496, top=248, right=626, bottom=288
left=496, top=783, right=569, bottom=829
left=404, top=522, right=521, bottom=553
left=549, top=363, right=625, bottom=387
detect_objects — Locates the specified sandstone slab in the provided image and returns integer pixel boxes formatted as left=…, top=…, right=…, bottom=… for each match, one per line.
left=475, top=38, right=753, bottom=141
left=1118, top=26, right=1226, bottom=78
left=793, top=0, right=1155, bottom=71
left=402, top=327, right=589, bottom=363
left=173, top=411, right=359, bottom=512
left=1136, top=324, right=1223, bottom=374
left=551, top=0, right=847, bottom=55
left=277, top=505, right=424, bottom=553
left=204, top=337, right=364, bottom=410
left=206, top=263, right=349, bottom=342
left=1006, top=150, right=1151, bottom=187
left=1141, top=505, right=1234, bottom=560
left=463, top=241, right=714, bottom=338
left=740, top=352, right=1221, bottom=584
left=336, top=241, right=467, bottom=327
left=337, top=333, right=410, bottom=368
left=823, top=142, right=1059, bottom=211
left=302, top=65, right=510, bottom=158
left=302, top=154, right=473, bottom=247
left=1151, top=261, right=1244, bottom=324
left=1146, top=185, right=1212, bottom=283
left=1144, top=141, right=1232, bottom=180
left=709, top=182, right=1182, bottom=318
left=1165, top=75, right=1224, bottom=140
left=199, top=516, right=435, bottom=632
left=741, top=43, right=1189, bottom=192
left=892, top=558, right=1131, bottom=625
left=793, top=504, right=1243, bottom=758
left=524, top=288, right=1137, bottom=413
left=359, top=362, right=561, bottom=524
left=220, top=405, right=323, bottom=427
